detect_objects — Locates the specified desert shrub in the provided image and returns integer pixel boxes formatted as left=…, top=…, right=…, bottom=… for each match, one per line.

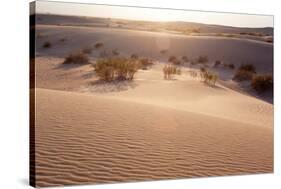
left=63, top=52, right=90, bottom=64
left=182, top=56, right=189, bottom=62
left=160, top=50, right=168, bottom=54
left=131, top=54, right=139, bottom=60
left=239, top=64, right=256, bottom=73
left=42, top=41, right=51, bottom=48
left=251, top=75, right=273, bottom=93
left=233, top=70, right=254, bottom=81
left=197, top=55, right=208, bottom=64
left=112, top=49, right=119, bottom=56
left=93, top=57, right=138, bottom=81
left=189, top=70, right=198, bottom=78
left=168, top=56, right=177, bottom=63
left=200, top=67, right=206, bottom=73
left=139, top=58, right=153, bottom=70
left=163, top=64, right=181, bottom=79
left=199, top=68, right=218, bottom=86
left=233, top=64, right=256, bottom=81
left=95, top=42, right=103, bottom=49
left=82, top=46, right=93, bottom=54
left=228, top=64, right=235, bottom=69
left=214, top=60, right=221, bottom=67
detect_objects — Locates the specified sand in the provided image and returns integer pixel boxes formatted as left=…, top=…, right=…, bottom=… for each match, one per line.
left=33, top=23, right=273, bottom=187
left=35, top=88, right=272, bottom=187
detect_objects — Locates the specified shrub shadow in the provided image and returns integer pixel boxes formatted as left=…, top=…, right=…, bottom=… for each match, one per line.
left=83, top=80, right=138, bottom=93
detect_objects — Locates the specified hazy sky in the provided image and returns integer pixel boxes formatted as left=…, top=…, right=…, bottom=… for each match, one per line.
left=36, top=1, right=273, bottom=28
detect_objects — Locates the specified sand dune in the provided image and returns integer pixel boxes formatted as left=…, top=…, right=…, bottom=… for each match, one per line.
left=33, top=18, right=273, bottom=187
left=35, top=88, right=272, bottom=187
left=36, top=25, right=273, bottom=73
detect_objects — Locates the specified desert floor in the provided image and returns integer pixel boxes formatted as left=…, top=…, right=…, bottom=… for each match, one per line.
left=34, top=25, right=273, bottom=187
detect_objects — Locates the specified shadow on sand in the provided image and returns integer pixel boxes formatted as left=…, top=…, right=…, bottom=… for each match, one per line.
left=82, top=80, right=138, bottom=93
left=53, top=62, right=91, bottom=70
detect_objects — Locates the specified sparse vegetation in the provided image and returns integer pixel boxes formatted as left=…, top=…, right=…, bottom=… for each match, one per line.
left=139, top=58, right=153, bottom=70
left=168, top=56, right=182, bottom=66
left=233, top=64, right=256, bottom=81
left=43, top=41, right=51, bottom=48
left=93, top=57, right=138, bottom=81
left=168, top=56, right=177, bottom=63
left=63, top=52, right=90, bottom=64
left=200, top=68, right=218, bottom=86
left=214, top=60, right=221, bottom=68
left=95, top=42, right=104, bottom=49
left=251, top=75, right=273, bottom=93
left=189, top=70, right=198, bottom=78
left=197, top=55, right=208, bottom=64
left=163, top=65, right=181, bottom=79
left=131, top=54, right=139, bottom=60
left=182, top=56, right=189, bottom=62
left=228, top=64, right=235, bottom=69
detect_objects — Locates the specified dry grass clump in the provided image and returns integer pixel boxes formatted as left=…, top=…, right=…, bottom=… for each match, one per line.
left=251, top=75, right=273, bottom=93
left=163, top=64, right=181, bottom=79
left=200, top=68, right=218, bottom=86
left=63, top=52, right=90, bottom=64
left=228, top=64, right=235, bottom=69
left=95, top=42, right=104, bottom=49
left=139, top=58, right=154, bottom=70
left=131, top=54, right=139, bottom=60
left=197, top=55, right=208, bottom=64
left=233, top=64, right=256, bottom=81
left=182, top=56, right=189, bottom=63
left=214, top=60, right=221, bottom=67
left=42, top=41, right=51, bottom=48
left=189, top=70, right=198, bottom=78
left=168, top=56, right=182, bottom=66
left=93, top=57, right=138, bottom=81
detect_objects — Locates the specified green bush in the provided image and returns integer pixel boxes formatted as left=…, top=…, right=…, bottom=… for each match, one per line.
left=63, top=52, right=90, bottom=64
left=93, top=57, right=138, bottom=81
left=251, top=75, right=273, bottom=93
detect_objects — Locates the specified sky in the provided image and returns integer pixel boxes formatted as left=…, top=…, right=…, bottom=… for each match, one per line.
left=36, top=0, right=273, bottom=28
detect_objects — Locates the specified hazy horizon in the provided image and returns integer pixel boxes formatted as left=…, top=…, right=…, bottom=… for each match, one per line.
left=36, top=0, right=273, bottom=28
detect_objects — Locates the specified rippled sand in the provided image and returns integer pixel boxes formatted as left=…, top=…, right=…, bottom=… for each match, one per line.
left=35, top=88, right=273, bottom=187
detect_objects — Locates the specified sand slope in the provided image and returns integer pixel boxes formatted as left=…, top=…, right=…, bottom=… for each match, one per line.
left=36, top=25, right=273, bottom=73
left=35, top=88, right=272, bottom=187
